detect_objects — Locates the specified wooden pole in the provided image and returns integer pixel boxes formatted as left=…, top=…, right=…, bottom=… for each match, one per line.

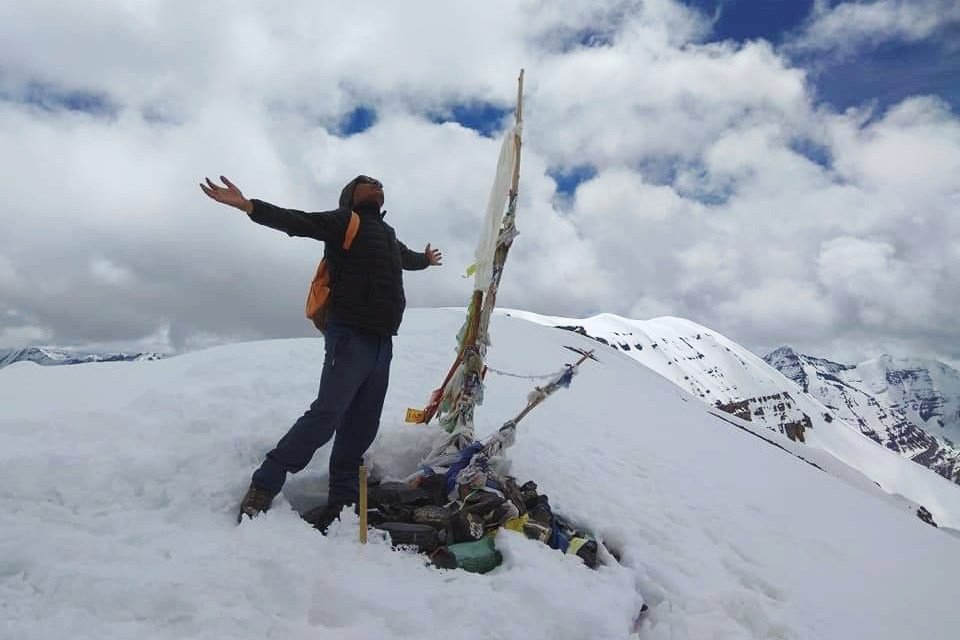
left=463, top=290, right=485, bottom=350
left=416, top=70, right=525, bottom=431
left=359, top=465, right=368, bottom=544
left=511, top=69, right=524, bottom=194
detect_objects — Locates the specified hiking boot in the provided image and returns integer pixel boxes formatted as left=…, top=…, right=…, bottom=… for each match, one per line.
left=237, top=483, right=277, bottom=523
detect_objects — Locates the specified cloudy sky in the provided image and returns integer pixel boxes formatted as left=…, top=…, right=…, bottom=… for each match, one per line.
left=2, top=0, right=959, bottom=366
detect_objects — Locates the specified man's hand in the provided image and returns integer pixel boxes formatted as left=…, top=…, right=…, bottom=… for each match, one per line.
left=425, top=244, right=443, bottom=266
left=200, top=176, right=253, bottom=214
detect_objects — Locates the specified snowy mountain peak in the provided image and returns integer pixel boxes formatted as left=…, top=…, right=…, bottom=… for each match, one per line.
left=766, top=345, right=797, bottom=359
left=763, top=346, right=805, bottom=387
left=763, top=347, right=960, bottom=484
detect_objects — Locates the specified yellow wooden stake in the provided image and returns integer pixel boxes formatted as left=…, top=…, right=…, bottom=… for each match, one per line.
left=359, top=465, right=368, bottom=544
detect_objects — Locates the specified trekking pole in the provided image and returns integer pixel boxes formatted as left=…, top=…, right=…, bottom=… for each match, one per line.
left=359, top=465, right=368, bottom=544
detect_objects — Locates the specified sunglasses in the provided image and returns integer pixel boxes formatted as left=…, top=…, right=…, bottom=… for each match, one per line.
left=356, top=176, right=383, bottom=188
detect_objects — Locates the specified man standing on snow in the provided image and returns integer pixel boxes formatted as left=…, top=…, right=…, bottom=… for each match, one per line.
left=200, top=174, right=442, bottom=528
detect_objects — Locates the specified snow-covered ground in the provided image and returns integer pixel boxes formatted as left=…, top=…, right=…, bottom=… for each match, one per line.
left=2, top=309, right=958, bottom=639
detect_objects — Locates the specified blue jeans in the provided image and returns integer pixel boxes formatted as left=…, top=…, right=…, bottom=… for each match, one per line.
left=251, top=324, right=393, bottom=506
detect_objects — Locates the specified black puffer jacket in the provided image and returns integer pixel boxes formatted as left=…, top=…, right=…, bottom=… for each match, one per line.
left=248, top=179, right=429, bottom=336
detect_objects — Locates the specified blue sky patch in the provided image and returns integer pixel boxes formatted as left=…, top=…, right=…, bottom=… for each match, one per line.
left=686, top=0, right=815, bottom=44
left=549, top=164, right=598, bottom=198
left=804, top=36, right=960, bottom=114
left=429, top=102, right=513, bottom=138
left=8, top=82, right=117, bottom=117
left=683, top=1, right=959, bottom=114
left=338, top=105, right=377, bottom=136
left=789, top=137, right=833, bottom=171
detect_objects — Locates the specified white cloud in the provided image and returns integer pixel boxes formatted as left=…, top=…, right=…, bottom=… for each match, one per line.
left=830, top=97, right=960, bottom=196
left=574, top=170, right=687, bottom=223
left=717, top=278, right=836, bottom=334
left=817, top=236, right=940, bottom=330
left=0, top=325, right=52, bottom=349
left=90, top=257, right=136, bottom=286
left=0, top=0, right=958, bottom=365
left=789, top=0, right=960, bottom=57
left=531, top=38, right=810, bottom=167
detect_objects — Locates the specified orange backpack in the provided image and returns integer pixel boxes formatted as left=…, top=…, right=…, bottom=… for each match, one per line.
left=306, top=211, right=360, bottom=331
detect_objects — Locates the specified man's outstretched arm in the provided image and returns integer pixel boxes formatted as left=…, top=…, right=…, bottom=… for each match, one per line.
left=200, top=176, right=343, bottom=242
left=399, top=241, right=442, bottom=270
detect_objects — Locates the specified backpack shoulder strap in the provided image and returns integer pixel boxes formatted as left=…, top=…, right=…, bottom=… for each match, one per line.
left=343, top=211, right=360, bottom=250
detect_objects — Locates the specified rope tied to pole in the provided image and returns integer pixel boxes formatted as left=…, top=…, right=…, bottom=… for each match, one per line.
left=484, top=365, right=568, bottom=381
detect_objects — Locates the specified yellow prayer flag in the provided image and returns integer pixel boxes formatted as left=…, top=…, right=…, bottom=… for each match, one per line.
left=405, top=407, right=426, bottom=423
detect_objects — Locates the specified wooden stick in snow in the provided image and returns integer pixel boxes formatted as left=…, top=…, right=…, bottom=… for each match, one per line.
left=359, top=465, right=368, bottom=544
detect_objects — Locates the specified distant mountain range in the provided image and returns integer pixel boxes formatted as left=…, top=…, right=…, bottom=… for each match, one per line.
left=503, top=309, right=960, bottom=488
left=0, top=347, right=167, bottom=369
left=764, top=347, right=960, bottom=485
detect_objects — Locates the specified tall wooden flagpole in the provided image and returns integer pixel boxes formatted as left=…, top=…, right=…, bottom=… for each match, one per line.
left=410, top=70, right=525, bottom=432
